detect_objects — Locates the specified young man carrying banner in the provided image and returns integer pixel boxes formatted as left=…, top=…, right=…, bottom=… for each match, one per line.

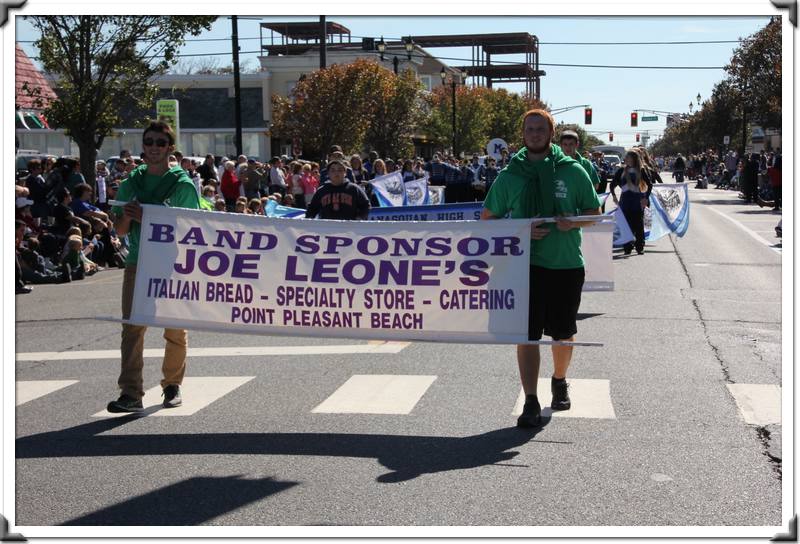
left=107, top=121, right=201, bottom=413
left=480, top=110, right=601, bottom=428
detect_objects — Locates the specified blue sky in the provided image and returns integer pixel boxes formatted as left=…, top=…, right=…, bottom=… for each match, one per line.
left=16, top=16, right=771, bottom=149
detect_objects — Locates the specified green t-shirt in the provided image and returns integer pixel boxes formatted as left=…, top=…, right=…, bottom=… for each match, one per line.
left=576, top=154, right=601, bottom=189
left=483, top=145, right=601, bottom=269
left=112, top=165, right=200, bottom=266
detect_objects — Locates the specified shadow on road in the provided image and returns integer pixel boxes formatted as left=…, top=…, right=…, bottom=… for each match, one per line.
left=693, top=198, right=753, bottom=206
left=62, top=475, right=298, bottom=525
left=17, top=418, right=564, bottom=485
left=732, top=209, right=782, bottom=216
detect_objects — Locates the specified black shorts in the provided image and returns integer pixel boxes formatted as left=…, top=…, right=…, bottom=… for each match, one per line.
left=528, top=265, right=585, bottom=341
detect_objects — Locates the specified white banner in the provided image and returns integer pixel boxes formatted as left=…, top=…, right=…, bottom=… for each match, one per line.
left=429, top=186, right=445, bottom=205
left=131, top=206, right=533, bottom=344
left=611, top=207, right=635, bottom=247
left=582, top=222, right=615, bottom=291
left=370, top=171, right=406, bottom=207
left=404, top=178, right=430, bottom=206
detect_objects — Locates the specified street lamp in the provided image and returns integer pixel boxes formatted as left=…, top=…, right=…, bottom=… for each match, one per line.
left=688, top=102, right=693, bottom=113
left=404, top=37, right=414, bottom=60
left=440, top=68, right=468, bottom=157
left=377, top=36, right=386, bottom=60
left=696, top=93, right=702, bottom=105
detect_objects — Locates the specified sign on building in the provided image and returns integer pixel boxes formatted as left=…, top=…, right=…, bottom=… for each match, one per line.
left=156, top=99, right=180, bottom=151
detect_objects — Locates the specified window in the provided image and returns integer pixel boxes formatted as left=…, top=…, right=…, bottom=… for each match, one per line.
left=192, top=133, right=213, bottom=157
left=419, top=75, right=432, bottom=92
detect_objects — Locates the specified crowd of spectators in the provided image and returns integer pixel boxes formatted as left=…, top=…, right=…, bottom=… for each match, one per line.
left=654, top=148, right=781, bottom=210
left=15, top=155, right=131, bottom=293
left=15, top=141, right=782, bottom=294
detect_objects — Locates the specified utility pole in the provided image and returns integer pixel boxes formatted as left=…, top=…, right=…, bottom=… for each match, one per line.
left=740, top=80, right=748, bottom=157
left=451, top=80, right=457, bottom=157
left=320, top=15, right=327, bottom=69
left=231, top=15, right=243, bottom=156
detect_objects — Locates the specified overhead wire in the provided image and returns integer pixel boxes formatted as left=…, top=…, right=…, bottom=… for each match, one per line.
left=21, top=48, right=727, bottom=70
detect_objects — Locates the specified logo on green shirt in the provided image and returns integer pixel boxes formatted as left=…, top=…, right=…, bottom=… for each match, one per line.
left=555, top=179, right=568, bottom=199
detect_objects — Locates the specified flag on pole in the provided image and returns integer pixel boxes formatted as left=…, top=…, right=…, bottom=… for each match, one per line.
left=610, top=207, right=635, bottom=247
left=404, top=178, right=429, bottom=206
left=650, top=183, right=690, bottom=237
left=370, top=171, right=407, bottom=207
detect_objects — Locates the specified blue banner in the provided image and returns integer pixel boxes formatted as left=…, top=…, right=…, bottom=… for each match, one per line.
left=368, top=202, right=483, bottom=222
left=264, top=200, right=305, bottom=218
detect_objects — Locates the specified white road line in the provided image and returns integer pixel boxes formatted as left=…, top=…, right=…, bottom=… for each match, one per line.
left=16, top=341, right=411, bottom=362
left=92, top=376, right=255, bottom=418
left=16, top=380, right=79, bottom=406
left=705, top=207, right=782, bottom=254
left=312, top=374, right=437, bottom=415
left=726, top=384, right=781, bottom=426
left=513, top=379, right=616, bottom=419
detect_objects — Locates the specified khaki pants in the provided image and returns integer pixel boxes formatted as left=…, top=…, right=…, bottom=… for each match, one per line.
left=119, top=266, right=188, bottom=399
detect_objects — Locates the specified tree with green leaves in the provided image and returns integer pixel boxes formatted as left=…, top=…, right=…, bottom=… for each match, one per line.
left=23, top=16, right=216, bottom=188
left=362, top=68, right=424, bottom=160
left=725, top=17, right=781, bottom=131
left=421, top=85, right=491, bottom=157
left=272, top=59, right=394, bottom=160
left=421, top=86, right=548, bottom=156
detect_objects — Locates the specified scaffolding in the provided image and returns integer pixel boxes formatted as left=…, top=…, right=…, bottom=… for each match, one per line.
left=409, top=32, right=544, bottom=100
left=260, top=21, right=352, bottom=56
left=257, top=23, right=545, bottom=100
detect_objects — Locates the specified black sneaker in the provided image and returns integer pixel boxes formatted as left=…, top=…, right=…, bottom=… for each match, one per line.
left=551, top=377, right=571, bottom=411
left=107, top=394, right=143, bottom=413
left=517, top=394, right=542, bottom=428
left=162, top=384, right=182, bottom=408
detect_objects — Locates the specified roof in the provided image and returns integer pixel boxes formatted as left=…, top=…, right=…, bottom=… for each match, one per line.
left=260, top=21, right=351, bottom=41
left=15, top=43, right=57, bottom=110
left=409, top=33, right=538, bottom=53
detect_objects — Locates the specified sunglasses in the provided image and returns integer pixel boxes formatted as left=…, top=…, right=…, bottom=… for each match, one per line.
left=143, top=137, right=169, bottom=147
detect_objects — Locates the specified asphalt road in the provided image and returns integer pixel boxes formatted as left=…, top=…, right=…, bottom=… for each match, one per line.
left=10, top=183, right=785, bottom=535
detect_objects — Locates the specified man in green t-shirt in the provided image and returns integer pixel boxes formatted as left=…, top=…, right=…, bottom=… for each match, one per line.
left=481, top=110, right=601, bottom=428
left=107, top=121, right=201, bottom=413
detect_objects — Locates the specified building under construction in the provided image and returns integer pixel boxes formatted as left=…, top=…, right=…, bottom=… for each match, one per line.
left=259, top=21, right=545, bottom=100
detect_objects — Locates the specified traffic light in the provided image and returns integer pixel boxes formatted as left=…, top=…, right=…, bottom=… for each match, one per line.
left=636, top=133, right=640, bottom=142
left=584, top=107, right=592, bottom=125
left=609, top=132, right=614, bottom=142
left=630, top=112, right=638, bottom=127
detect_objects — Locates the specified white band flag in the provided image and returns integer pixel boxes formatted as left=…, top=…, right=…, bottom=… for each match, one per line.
left=404, top=178, right=430, bottom=206
left=370, top=171, right=407, bottom=207
left=429, top=186, right=445, bottom=205
left=131, top=205, right=534, bottom=344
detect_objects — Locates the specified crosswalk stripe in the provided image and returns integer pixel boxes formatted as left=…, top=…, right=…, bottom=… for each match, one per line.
left=726, top=384, right=781, bottom=426
left=312, top=374, right=437, bottom=415
left=91, top=376, right=255, bottom=418
left=513, top=379, right=616, bottom=419
left=16, top=341, right=411, bottom=362
left=16, top=380, right=79, bottom=406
